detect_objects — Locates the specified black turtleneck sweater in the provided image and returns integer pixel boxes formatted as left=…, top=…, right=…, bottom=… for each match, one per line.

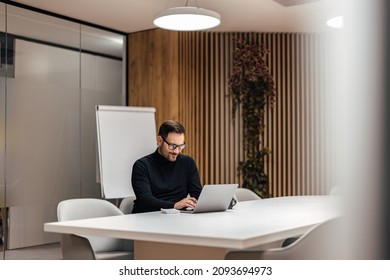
left=131, top=149, right=202, bottom=213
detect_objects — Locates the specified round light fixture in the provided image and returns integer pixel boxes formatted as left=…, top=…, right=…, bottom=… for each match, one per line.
left=153, top=6, right=221, bottom=31
left=326, top=16, right=344, bottom=29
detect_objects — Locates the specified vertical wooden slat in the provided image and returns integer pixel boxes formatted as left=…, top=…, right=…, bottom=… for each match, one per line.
left=284, top=33, right=289, bottom=195
left=195, top=32, right=200, bottom=168
left=303, top=33, right=309, bottom=194
left=298, top=34, right=304, bottom=195
left=209, top=33, right=215, bottom=183
left=224, top=33, right=230, bottom=183
left=228, top=33, right=237, bottom=184
left=291, top=33, right=297, bottom=195
left=278, top=33, right=284, bottom=195
left=271, top=33, right=278, bottom=196
left=197, top=32, right=202, bottom=170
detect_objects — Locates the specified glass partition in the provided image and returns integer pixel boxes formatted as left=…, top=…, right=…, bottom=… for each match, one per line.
left=5, top=5, right=81, bottom=252
left=0, top=4, right=125, bottom=258
left=80, top=25, right=125, bottom=198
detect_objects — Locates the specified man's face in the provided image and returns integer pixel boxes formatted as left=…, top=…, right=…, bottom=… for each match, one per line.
left=157, top=132, right=185, bottom=162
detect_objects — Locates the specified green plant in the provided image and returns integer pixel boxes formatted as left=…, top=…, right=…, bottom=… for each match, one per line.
left=228, top=39, right=276, bottom=198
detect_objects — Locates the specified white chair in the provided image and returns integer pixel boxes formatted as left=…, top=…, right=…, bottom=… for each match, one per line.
left=119, top=196, right=136, bottom=214
left=57, top=198, right=134, bottom=260
left=225, top=217, right=346, bottom=260
left=235, top=188, right=261, bottom=202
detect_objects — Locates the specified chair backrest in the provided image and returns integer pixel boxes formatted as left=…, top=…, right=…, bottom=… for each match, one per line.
left=119, top=196, right=136, bottom=214
left=226, top=217, right=346, bottom=260
left=235, top=188, right=261, bottom=202
left=57, top=198, right=125, bottom=253
left=61, top=234, right=96, bottom=260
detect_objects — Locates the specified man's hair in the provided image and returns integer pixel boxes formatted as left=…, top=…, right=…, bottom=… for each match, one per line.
left=158, top=120, right=185, bottom=139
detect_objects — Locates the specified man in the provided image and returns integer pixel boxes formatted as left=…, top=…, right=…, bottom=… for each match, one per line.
left=131, top=120, right=202, bottom=213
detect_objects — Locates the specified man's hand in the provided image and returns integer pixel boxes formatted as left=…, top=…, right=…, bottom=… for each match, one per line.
left=174, top=197, right=197, bottom=210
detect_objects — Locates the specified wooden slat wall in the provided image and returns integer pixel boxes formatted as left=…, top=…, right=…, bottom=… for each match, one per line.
left=178, top=32, right=330, bottom=197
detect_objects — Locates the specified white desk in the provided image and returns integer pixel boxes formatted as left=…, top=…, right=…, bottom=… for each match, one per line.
left=44, top=195, right=342, bottom=259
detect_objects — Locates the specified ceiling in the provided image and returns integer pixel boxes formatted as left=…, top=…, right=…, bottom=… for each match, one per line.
left=9, top=0, right=341, bottom=34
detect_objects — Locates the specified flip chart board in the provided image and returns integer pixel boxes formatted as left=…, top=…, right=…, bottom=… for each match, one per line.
left=96, top=105, right=156, bottom=199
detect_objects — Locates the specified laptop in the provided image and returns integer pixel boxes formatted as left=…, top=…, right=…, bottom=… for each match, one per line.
left=181, top=183, right=239, bottom=213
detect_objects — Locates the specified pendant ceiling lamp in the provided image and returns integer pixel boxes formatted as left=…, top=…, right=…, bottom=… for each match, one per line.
left=153, top=1, right=221, bottom=31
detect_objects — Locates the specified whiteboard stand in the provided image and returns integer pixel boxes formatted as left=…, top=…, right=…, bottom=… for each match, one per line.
left=96, top=105, right=157, bottom=199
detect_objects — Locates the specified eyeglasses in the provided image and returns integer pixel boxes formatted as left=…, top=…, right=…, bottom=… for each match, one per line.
left=162, top=137, right=186, bottom=151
